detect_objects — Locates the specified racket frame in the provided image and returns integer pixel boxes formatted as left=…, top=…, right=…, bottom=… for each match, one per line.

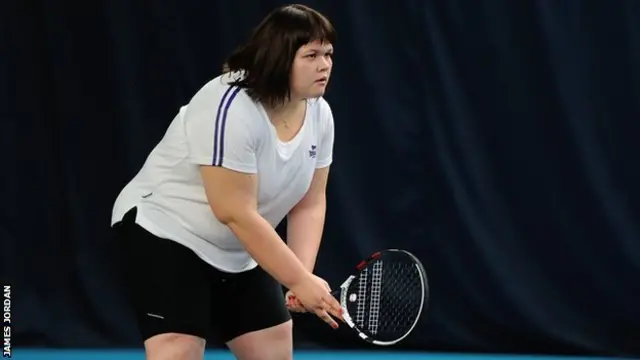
left=334, top=249, right=428, bottom=346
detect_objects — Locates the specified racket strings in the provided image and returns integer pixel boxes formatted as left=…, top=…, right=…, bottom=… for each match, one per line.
left=358, top=260, right=424, bottom=339
left=355, top=267, right=368, bottom=328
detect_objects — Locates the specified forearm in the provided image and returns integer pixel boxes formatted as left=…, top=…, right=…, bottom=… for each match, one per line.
left=226, top=211, right=309, bottom=288
left=287, top=197, right=326, bottom=272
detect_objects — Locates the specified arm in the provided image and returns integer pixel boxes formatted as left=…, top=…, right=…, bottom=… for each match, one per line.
left=200, top=166, right=309, bottom=289
left=287, top=99, right=336, bottom=272
left=183, top=83, right=310, bottom=289
left=287, top=166, right=330, bottom=272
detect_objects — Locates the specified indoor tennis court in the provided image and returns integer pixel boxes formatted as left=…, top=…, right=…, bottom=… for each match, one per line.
left=13, top=350, right=627, bottom=360
left=7, top=1, right=638, bottom=359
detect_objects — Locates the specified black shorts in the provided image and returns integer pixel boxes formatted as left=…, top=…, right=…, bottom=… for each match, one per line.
left=113, top=207, right=291, bottom=343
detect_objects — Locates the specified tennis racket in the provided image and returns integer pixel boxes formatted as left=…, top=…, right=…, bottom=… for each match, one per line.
left=295, top=249, right=429, bottom=346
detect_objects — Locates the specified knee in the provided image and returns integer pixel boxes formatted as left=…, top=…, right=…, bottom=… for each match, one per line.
left=144, top=333, right=206, bottom=360
left=270, top=319, right=293, bottom=340
left=260, top=322, right=293, bottom=360
left=229, top=321, right=293, bottom=360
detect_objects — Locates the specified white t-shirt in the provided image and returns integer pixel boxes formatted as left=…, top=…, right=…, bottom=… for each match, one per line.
left=111, top=73, right=335, bottom=273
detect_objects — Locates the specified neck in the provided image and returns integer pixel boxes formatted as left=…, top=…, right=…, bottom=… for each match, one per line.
left=264, top=98, right=306, bottom=129
left=265, top=98, right=306, bottom=117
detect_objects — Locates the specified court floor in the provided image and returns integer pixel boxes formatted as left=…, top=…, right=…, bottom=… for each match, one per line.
left=14, top=350, right=623, bottom=360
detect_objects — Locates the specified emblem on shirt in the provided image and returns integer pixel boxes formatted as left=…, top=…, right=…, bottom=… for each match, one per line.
left=308, top=144, right=317, bottom=158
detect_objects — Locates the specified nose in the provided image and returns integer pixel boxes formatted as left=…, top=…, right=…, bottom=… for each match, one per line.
left=318, top=56, right=331, bottom=71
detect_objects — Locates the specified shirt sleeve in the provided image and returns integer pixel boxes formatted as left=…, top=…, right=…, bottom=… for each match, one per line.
left=183, top=82, right=258, bottom=174
left=315, top=99, right=335, bottom=169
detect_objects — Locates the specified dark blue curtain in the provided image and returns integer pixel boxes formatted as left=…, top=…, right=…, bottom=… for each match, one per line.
left=3, top=0, right=639, bottom=357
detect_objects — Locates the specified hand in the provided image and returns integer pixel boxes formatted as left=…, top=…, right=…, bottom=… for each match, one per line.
left=288, top=273, right=343, bottom=329
left=285, top=290, right=307, bottom=313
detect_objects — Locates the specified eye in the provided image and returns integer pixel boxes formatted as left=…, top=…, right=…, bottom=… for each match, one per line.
left=305, top=53, right=317, bottom=59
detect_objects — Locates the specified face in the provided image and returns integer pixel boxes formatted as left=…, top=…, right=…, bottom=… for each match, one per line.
left=290, top=40, right=334, bottom=100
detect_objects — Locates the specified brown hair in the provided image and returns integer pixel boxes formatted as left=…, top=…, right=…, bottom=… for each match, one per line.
left=222, top=4, right=336, bottom=108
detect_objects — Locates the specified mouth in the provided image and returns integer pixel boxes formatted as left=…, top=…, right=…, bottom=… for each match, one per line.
left=315, top=76, right=328, bottom=83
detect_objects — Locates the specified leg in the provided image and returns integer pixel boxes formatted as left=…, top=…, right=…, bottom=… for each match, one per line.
left=211, top=266, right=293, bottom=360
left=114, top=208, right=212, bottom=360
left=226, top=321, right=293, bottom=360
left=143, top=333, right=205, bottom=360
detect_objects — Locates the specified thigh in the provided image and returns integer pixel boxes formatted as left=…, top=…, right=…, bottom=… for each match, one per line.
left=115, top=207, right=213, bottom=342
left=211, top=266, right=292, bottom=347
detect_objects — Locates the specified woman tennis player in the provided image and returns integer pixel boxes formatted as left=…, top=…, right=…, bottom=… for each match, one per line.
left=111, top=4, right=340, bottom=360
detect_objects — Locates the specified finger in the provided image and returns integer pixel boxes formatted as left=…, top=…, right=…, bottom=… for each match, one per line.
left=286, top=294, right=308, bottom=311
left=289, top=301, right=307, bottom=313
left=286, top=296, right=305, bottom=312
left=323, top=295, right=344, bottom=321
left=294, top=299, right=307, bottom=312
left=285, top=300, right=303, bottom=312
left=326, top=304, right=343, bottom=321
left=314, top=309, right=339, bottom=329
left=289, top=305, right=307, bottom=313
left=286, top=294, right=302, bottom=307
left=287, top=294, right=311, bottom=313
